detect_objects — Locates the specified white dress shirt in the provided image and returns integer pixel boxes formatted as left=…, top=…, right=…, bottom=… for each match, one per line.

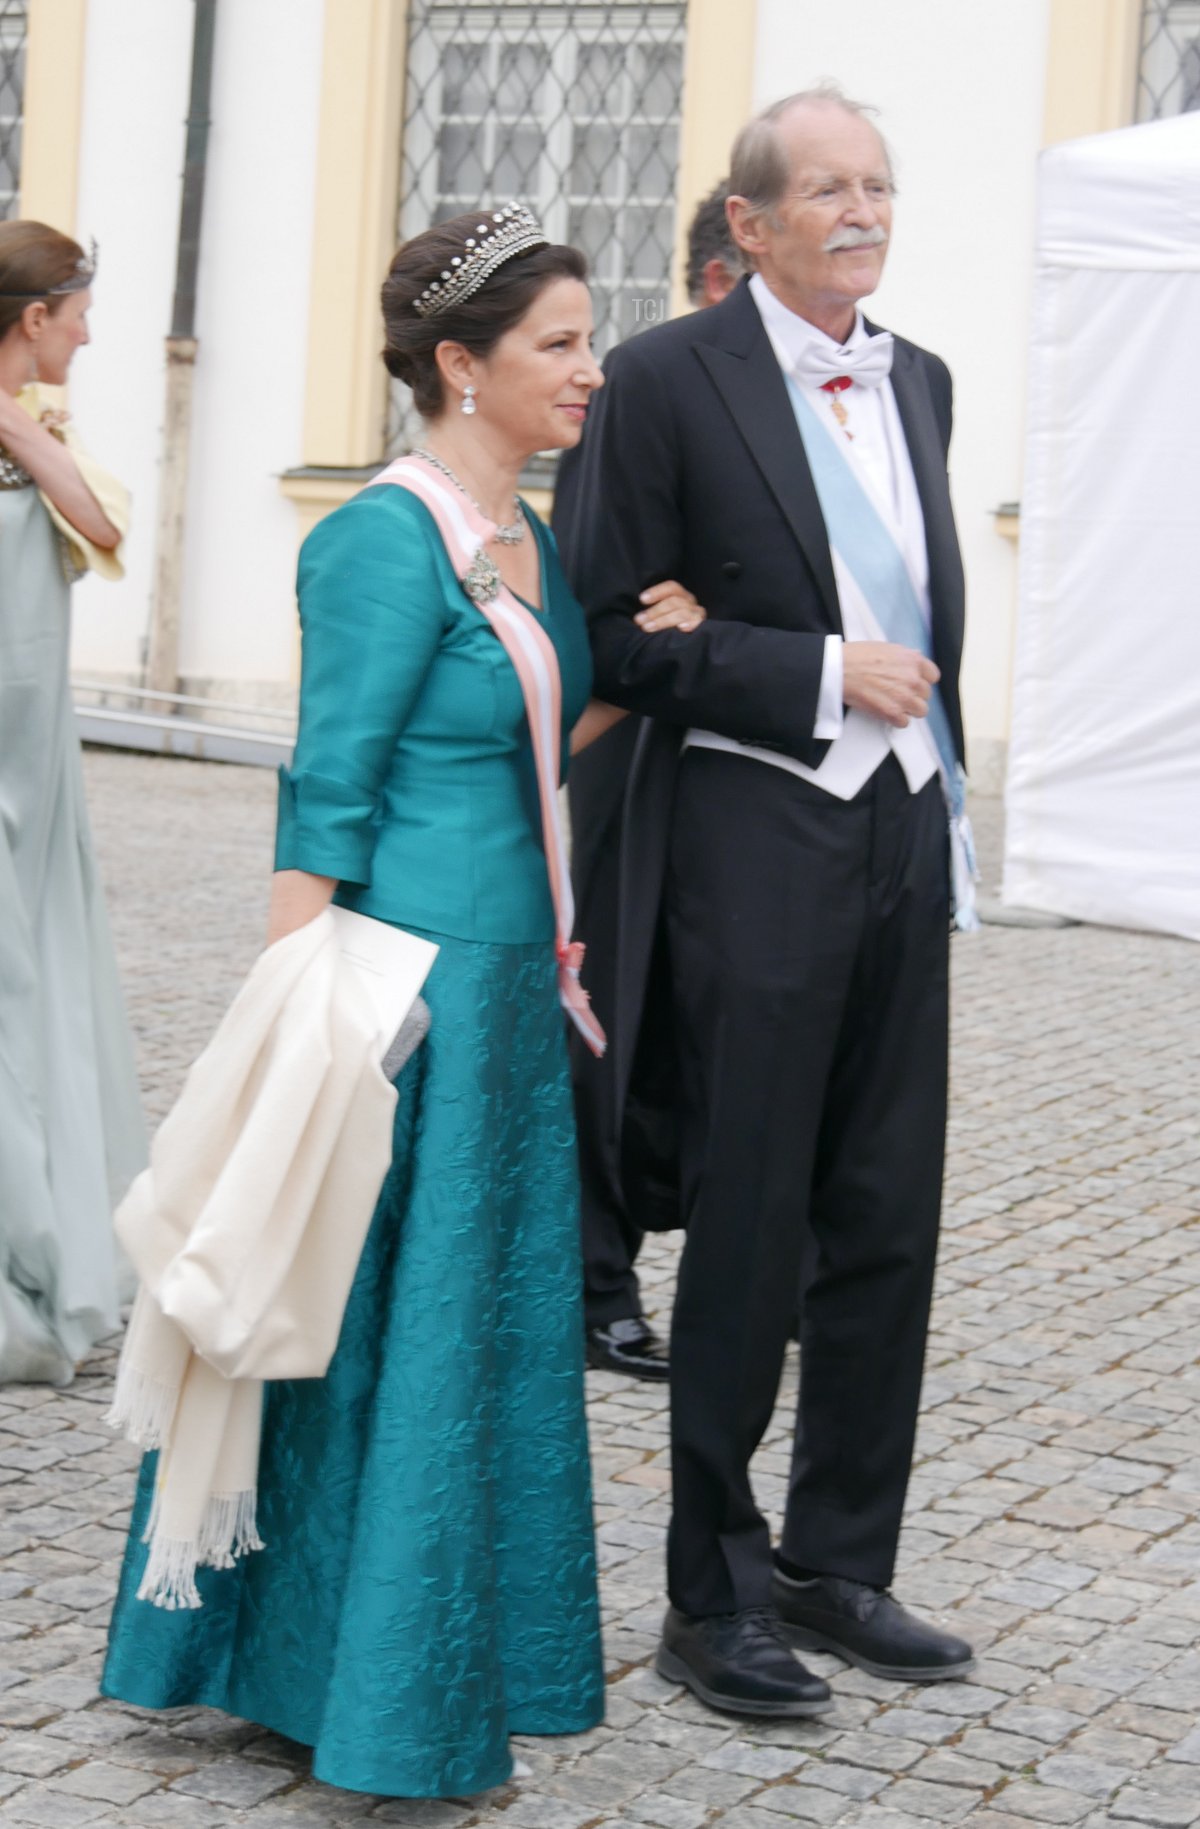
left=685, top=274, right=939, bottom=801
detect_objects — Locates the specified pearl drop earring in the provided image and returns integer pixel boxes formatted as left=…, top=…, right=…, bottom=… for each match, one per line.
left=461, top=384, right=477, bottom=417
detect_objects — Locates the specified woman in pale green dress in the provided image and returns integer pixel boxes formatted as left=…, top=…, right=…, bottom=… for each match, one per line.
left=0, top=220, right=146, bottom=1386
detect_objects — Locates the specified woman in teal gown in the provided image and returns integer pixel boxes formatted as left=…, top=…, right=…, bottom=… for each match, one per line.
left=102, top=211, right=704, bottom=1797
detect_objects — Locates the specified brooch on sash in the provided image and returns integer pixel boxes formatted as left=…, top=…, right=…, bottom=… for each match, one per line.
left=462, top=548, right=502, bottom=605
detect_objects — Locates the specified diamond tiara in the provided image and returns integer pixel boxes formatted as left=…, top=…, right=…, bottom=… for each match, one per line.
left=412, top=204, right=549, bottom=319
left=0, top=238, right=98, bottom=302
left=49, top=240, right=98, bottom=295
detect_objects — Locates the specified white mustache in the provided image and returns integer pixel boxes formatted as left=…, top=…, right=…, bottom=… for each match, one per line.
left=823, top=225, right=889, bottom=253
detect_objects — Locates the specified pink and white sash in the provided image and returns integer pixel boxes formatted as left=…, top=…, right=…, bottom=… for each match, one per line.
left=372, top=455, right=606, bottom=1058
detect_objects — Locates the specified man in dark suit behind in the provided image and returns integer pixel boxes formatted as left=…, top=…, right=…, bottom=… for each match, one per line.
left=556, top=180, right=745, bottom=1382
left=554, top=85, right=976, bottom=1718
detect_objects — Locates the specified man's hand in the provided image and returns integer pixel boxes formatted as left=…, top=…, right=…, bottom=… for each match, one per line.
left=842, top=642, right=940, bottom=728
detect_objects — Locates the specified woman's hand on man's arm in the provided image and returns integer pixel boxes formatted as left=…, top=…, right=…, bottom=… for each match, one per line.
left=571, top=580, right=707, bottom=755
left=633, top=579, right=706, bottom=633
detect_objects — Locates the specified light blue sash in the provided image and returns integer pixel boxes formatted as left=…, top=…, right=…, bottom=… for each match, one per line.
left=786, top=377, right=978, bottom=928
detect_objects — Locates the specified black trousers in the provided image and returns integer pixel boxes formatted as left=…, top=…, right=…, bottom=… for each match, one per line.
left=665, top=748, right=949, bottom=1616
left=569, top=809, right=646, bottom=1332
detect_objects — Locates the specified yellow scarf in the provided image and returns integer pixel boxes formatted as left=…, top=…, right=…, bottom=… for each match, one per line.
left=17, top=382, right=130, bottom=581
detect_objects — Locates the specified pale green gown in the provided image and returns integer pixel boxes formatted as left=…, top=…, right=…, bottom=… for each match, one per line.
left=0, top=462, right=146, bottom=1385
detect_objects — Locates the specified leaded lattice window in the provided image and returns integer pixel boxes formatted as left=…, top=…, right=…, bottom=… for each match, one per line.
left=1138, top=0, right=1200, bottom=118
left=0, top=0, right=26, bottom=219
left=390, top=0, right=687, bottom=453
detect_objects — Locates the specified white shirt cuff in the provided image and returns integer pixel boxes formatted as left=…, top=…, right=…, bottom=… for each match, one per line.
left=813, top=634, right=845, bottom=740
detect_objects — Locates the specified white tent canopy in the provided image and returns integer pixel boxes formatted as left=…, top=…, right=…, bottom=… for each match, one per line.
left=1003, top=112, right=1200, bottom=943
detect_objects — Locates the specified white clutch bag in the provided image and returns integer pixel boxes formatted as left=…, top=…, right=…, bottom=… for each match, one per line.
left=329, top=906, right=438, bottom=1078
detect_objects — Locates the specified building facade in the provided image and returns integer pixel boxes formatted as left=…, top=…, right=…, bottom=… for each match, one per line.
left=6, top=0, right=1198, bottom=780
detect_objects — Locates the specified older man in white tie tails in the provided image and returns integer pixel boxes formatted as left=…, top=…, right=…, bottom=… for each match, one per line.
left=554, top=84, right=977, bottom=1716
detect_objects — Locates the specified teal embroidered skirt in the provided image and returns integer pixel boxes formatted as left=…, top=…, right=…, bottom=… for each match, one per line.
left=101, top=934, right=604, bottom=1799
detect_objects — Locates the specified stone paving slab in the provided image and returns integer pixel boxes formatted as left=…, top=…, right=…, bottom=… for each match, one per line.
left=2, top=751, right=1199, bottom=1828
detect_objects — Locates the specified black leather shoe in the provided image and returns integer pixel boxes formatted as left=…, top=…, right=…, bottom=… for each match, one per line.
left=773, top=1570, right=975, bottom=1682
left=585, top=1316, right=669, bottom=1381
left=655, top=1605, right=833, bottom=1719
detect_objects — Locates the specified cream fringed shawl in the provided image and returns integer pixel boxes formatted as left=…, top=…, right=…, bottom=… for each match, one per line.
left=107, top=912, right=399, bottom=1609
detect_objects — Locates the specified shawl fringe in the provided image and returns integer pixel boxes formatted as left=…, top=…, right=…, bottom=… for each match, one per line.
left=105, top=1360, right=180, bottom=1449
left=137, top=1488, right=265, bottom=1611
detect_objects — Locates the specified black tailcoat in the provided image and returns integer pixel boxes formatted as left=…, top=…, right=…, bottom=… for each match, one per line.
left=559, top=277, right=967, bottom=1607
left=555, top=277, right=965, bottom=1237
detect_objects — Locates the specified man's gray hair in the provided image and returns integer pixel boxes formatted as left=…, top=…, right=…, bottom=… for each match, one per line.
left=730, top=82, right=892, bottom=228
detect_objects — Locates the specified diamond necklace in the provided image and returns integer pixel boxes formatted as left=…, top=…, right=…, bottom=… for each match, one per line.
left=411, top=446, right=526, bottom=545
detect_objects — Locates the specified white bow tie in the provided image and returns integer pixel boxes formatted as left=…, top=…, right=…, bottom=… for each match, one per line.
left=794, top=331, right=894, bottom=391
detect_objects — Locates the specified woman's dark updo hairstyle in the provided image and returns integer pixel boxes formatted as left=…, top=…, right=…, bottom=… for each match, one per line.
left=382, top=210, right=587, bottom=419
left=0, top=221, right=89, bottom=340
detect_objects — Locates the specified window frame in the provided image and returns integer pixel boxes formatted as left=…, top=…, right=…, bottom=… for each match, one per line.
left=391, top=0, right=687, bottom=453
left=1138, top=0, right=1200, bottom=118
left=0, top=0, right=28, bottom=221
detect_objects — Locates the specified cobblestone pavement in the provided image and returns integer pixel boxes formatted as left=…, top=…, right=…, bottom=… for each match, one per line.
left=2, top=750, right=1200, bottom=1829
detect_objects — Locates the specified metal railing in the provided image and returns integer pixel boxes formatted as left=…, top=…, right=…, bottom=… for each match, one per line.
left=1138, top=0, right=1200, bottom=119
left=72, top=679, right=296, bottom=769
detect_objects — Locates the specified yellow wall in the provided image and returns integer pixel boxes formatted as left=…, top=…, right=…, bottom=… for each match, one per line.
left=1043, top=0, right=1141, bottom=144
left=299, top=0, right=410, bottom=469
left=671, top=0, right=757, bottom=313
left=18, top=0, right=89, bottom=231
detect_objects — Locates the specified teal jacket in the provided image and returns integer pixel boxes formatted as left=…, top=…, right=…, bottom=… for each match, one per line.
left=275, top=485, right=592, bottom=944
